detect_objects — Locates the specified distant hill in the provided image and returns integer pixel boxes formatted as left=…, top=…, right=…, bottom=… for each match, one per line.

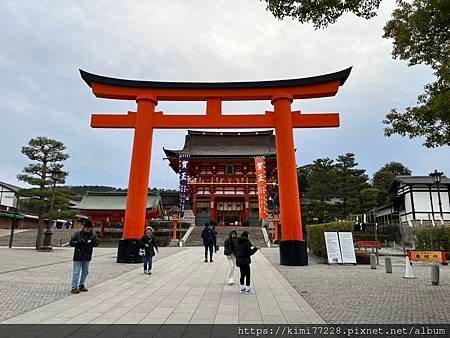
left=63, top=185, right=177, bottom=197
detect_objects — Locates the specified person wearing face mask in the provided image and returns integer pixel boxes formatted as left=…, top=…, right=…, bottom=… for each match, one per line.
left=224, top=230, right=238, bottom=285
left=69, top=220, right=98, bottom=294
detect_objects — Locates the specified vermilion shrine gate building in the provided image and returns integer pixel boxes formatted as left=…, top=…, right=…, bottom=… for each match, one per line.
left=164, top=130, right=278, bottom=226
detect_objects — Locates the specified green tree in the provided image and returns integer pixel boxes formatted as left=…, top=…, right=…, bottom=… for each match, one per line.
left=360, top=187, right=386, bottom=211
left=262, top=0, right=382, bottom=29
left=297, top=164, right=313, bottom=195
left=372, top=162, right=412, bottom=191
left=371, top=161, right=412, bottom=206
left=334, top=153, right=370, bottom=217
left=307, top=158, right=339, bottom=223
left=383, top=0, right=449, bottom=147
left=17, top=137, right=71, bottom=249
left=263, top=0, right=450, bottom=147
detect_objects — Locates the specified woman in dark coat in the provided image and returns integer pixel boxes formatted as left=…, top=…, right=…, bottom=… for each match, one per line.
left=235, top=231, right=258, bottom=294
left=140, top=226, right=159, bottom=274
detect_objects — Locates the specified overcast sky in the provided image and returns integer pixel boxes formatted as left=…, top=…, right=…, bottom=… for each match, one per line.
left=1, top=0, right=448, bottom=190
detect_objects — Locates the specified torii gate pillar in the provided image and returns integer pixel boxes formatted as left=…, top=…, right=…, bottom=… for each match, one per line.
left=117, top=97, right=156, bottom=262
left=272, top=95, right=307, bottom=265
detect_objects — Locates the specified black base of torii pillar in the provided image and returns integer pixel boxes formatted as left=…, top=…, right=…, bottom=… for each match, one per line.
left=279, top=240, right=308, bottom=266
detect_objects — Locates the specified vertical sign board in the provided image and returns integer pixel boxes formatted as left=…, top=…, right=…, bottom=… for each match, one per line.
left=324, top=232, right=342, bottom=264
left=255, top=156, right=267, bottom=220
left=338, top=232, right=356, bottom=264
left=179, top=154, right=189, bottom=218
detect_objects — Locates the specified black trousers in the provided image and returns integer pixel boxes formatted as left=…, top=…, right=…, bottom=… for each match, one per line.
left=204, top=244, right=213, bottom=260
left=239, top=264, right=251, bottom=286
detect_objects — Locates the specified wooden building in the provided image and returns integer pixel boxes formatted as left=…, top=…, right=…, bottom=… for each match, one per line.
left=390, top=175, right=450, bottom=223
left=164, top=130, right=278, bottom=226
left=0, top=181, right=40, bottom=229
left=73, top=191, right=163, bottom=234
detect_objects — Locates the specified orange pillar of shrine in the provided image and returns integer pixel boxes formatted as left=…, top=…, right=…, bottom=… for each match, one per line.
left=117, top=97, right=156, bottom=263
left=272, top=94, right=306, bottom=265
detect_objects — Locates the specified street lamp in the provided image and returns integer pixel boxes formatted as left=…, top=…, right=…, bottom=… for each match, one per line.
left=40, top=169, right=62, bottom=251
left=429, top=170, right=444, bottom=221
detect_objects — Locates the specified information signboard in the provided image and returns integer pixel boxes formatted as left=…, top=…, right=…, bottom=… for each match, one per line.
left=338, top=232, right=357, bottom=264
left=324, top=232, right=342, bottom=264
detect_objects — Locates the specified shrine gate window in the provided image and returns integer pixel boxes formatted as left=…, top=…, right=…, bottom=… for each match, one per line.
left=226, top=164, right=234, bottom=175
left=196, top=202, right=210, bottom=216
left=249, top=202, right=259, bottom=216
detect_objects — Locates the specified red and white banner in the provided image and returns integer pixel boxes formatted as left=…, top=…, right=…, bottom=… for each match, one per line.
left=255, top=156, right=267, bottom=220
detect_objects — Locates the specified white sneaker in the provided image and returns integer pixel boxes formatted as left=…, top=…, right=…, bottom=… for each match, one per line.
left=245, top=287, right=252, bottom=295
left=228, top=279, right=234, bottom=285
left=144, top=270, right=148, bottom=274
left=239, top=285, right=246, bottom=293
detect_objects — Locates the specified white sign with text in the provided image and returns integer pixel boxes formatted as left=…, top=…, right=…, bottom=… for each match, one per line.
left=324, top=232, right=342, bottom=264
left=338, top=232, right=357, bottom=264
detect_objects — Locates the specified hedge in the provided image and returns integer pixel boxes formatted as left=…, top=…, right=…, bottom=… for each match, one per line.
left=307, top=221, right=353, bottom=258
left=415, top=226, right=450, bottom=251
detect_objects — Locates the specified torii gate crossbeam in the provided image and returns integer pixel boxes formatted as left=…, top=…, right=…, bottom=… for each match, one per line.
left=80, top=67, right=351, bottom=266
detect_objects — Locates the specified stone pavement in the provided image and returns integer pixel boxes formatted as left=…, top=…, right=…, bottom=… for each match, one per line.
left=0, top=246, right=180, bottom=321
left=262, top=248, right=450, bottom=324
left=0, top=229, right=28, bottom=237
left=0, top=229, right=77, bottom=247
left=2, top=247, right=324, bottom=324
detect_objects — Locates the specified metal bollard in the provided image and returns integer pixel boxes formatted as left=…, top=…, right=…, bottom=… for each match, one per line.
left=431, top=264, right=439, bottom=285
left=370, top=253, right=377, bottom=269
left=59, top=237, right=62, bottom=247
left=385, top=257, right=392, bottom=273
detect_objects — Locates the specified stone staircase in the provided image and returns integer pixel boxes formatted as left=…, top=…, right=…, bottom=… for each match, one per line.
left=184, top=226, right=267, bottom=247
left=182, top=209, right=196, bottom=226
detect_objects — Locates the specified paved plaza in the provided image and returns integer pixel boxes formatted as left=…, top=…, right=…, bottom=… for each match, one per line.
left=264, top=249, right=450, bottom=324
left=1, top=246, right=449, bottom=325
left=1, top=247, right=323, bottom=325
left=0, top=246, right=180, bottom=322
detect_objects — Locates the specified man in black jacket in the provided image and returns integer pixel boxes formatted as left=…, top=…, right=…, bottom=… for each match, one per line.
left=235, top=231, right=258, bottom=294
left=69, top=220, right=98, bottom=294
left=201, top=223, right=214, bottom=262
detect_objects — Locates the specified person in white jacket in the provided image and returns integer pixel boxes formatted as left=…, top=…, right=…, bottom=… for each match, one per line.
left=223, top=230, right=238, bottom=285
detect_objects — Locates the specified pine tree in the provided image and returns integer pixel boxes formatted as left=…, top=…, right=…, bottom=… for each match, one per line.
left=307, top=158, right=339, bottom=223
left=334, top=153, right=370, bottom=217
left=17, top=137, right=71, bottom=249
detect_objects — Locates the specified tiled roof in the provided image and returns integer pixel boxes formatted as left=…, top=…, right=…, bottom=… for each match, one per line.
left=0, top=181, right=20, bottom=192
left=72, top=192, right=161, bottom=210
left=394, top=176, right=450, bottom=185
left=164, top=130, right=276, bottom=158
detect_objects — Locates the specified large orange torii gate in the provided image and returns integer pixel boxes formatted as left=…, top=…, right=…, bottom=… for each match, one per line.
left=80, top=67, right=351, bottom=265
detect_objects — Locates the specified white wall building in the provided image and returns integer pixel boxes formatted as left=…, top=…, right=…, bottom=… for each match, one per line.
left=0, top=181, right=19, bottom=210
left=390, top=176, right=450, bottom=222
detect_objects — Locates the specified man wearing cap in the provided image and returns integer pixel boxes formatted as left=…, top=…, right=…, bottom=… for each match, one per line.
left=140, top=226, right=159, bottom=274
left=69, top=220, right=99, bottom=294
